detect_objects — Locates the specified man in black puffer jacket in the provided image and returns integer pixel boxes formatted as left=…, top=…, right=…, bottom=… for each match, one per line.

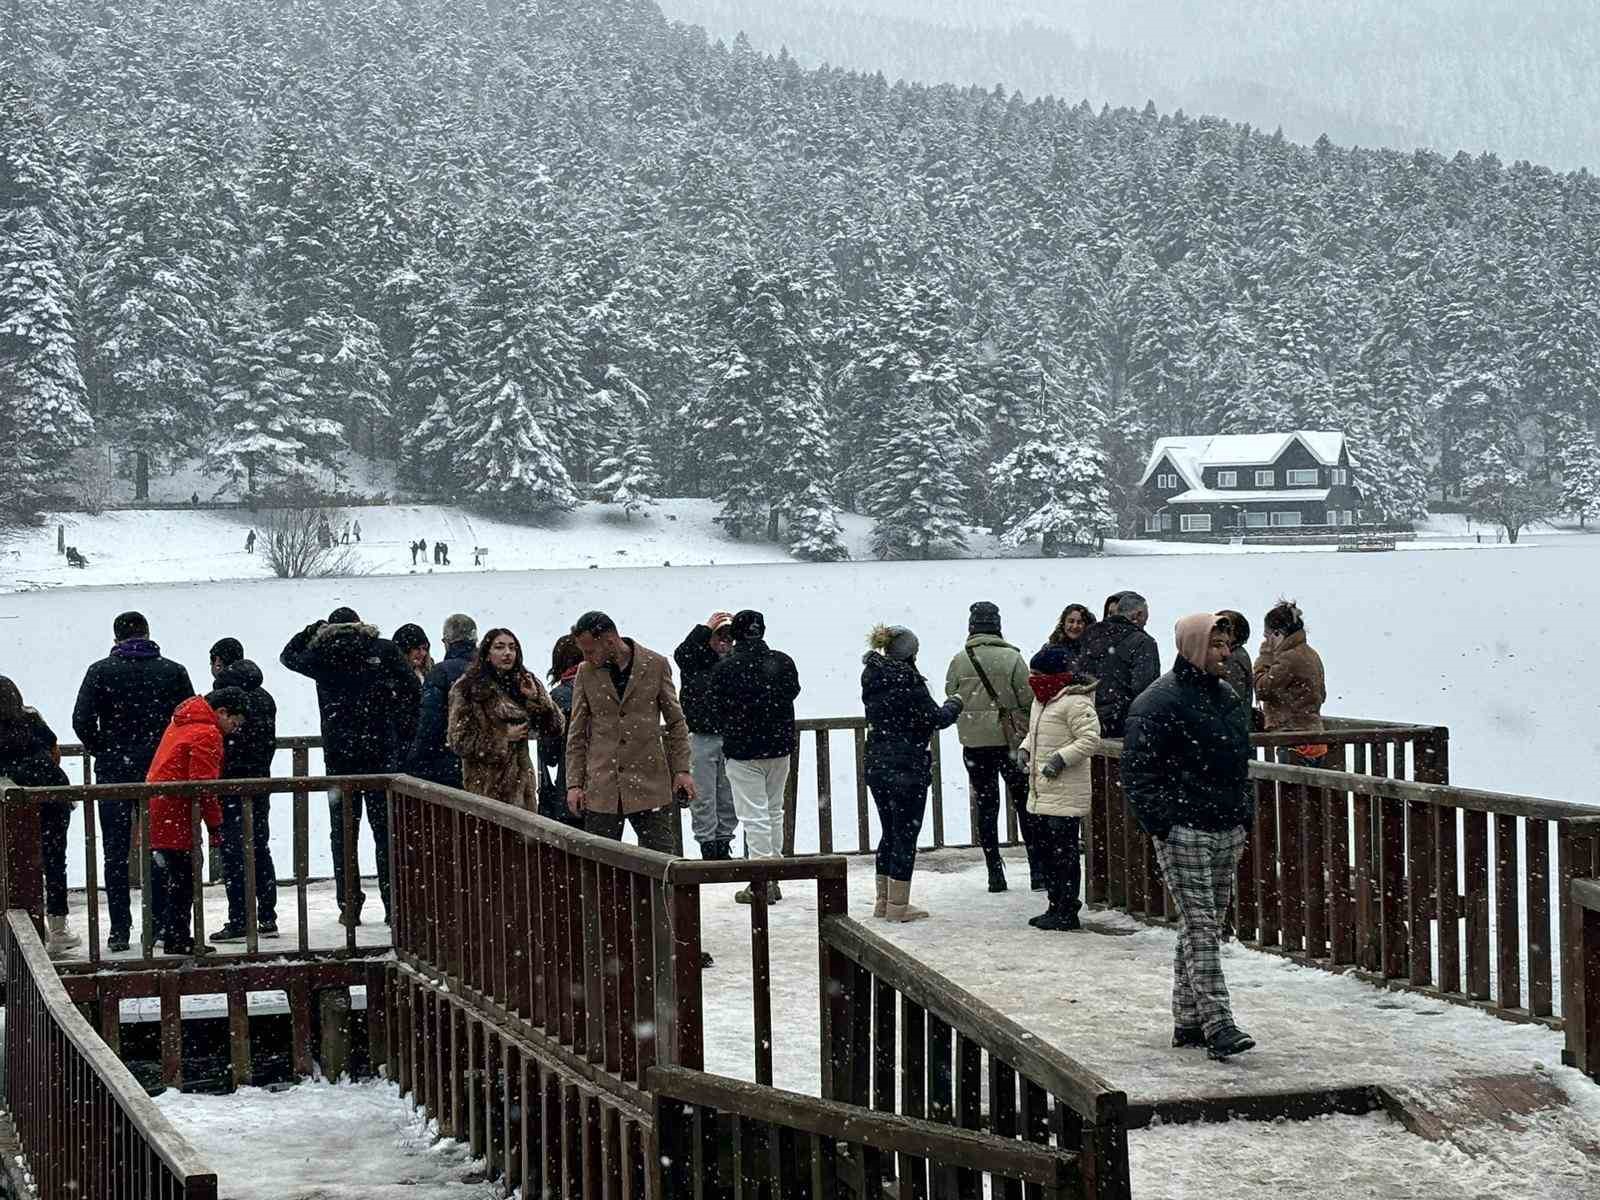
left=207, top=638, right=280, bottom=942
left=72, top=610, right=195, bottom=952
left=674, top=612, right=738, bottom=860
left=406, top=613, right=477, bottom=789
left=1122, top=613, right=1254, bottom=1062
left=280, top=607, right=420, bottom=926
left=706, top=611, right=801, bottom=902
left=1074, top=591, right=1161, bottom=738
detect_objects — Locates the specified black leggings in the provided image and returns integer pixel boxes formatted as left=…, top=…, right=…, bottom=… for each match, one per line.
left=1033, top=815, right=1083, bottom=914
left=869, top=777, right=927, bottom=882
left=41, top=803, right=69, bottom=917
left=963, top=745, right=1037, bottom=854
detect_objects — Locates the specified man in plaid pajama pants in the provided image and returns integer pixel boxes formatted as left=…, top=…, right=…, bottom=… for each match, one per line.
left=1122, top=613, right=1256, bottom=1060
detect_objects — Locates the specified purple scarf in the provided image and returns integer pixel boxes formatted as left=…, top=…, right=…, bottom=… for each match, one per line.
left=111, top=638, right=162, bottom=660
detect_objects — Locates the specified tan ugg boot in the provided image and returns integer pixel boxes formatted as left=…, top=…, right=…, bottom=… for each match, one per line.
left=46, top=914, right=82, bottom=957
left=884, top=878, right=929, bottom=923
left=873, top=874, right=889, bottom=919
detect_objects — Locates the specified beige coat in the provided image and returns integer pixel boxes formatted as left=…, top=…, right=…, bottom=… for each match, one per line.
left=1024, top=683, right=1101, bottom=818
left=564, top=642, right=692, bottom=815
left=447, top=673, right=563, bottom=810
left=1254, top=630, right=1326, bottom=733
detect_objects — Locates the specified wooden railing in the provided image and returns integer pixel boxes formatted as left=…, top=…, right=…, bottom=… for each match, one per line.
left=2, top=911, right=218, bottom=1198
left=382, top=774, right=852, bottom=1198
left=1091, top=741, right=1600, bottom=1031
left=0, top=772, right=390, bottom=962
left=816, top=892, right=1130, bottom=1199
left=1569, top=878, right=1600, bottom=1081
left=651, top=1066, right=1082, bottom=1199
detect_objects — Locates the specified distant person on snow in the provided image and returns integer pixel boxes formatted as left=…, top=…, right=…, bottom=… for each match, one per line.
left=280, top=607, right=420, bottom=927
left=447, top=628, right=563, bottom=811
left=145, top=689, right=249, bottom=956
left=862, top=625, right=963, bottom=922
left=245, top=529, right=256, bottom=554
left=1020, top=645, right=1101, bottom=931
left=432, top=540, right=443, bottom=565
left=707, top=610, right=801, bottom=904
left=565, top=611, right=695, bottom=853
left=946, top=601, right=1040, bottom=893
left=207, top=639, right=280, bottom=943
left=1074, top=591, right=1161, bottom=739
left=409, top=540, right=419, bottom=566
left=353, top=520, right=362, bottom=543
left=439, top=541, right=450, bottom=566
left=1122, top=614, right=1255, bottom=1061
left=406, top=614, right=478, bottom=789
left=673, top=612, right=739, bottom=861
left=190, top=492, right=199, bottom=507
left=0, top=676, right=80, bottom=957
left=341, top=521, right=351, bottom=544
left=1254, top=600, right=1327, bottom=765
left=537, top=635, right=586, bottom=829
left=72, top=611, right=195, bottom=953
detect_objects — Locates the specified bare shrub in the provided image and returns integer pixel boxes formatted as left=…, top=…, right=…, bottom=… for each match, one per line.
left=261, top=506, right=366, bottom=579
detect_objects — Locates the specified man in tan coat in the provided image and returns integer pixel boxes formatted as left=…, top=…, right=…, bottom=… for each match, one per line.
left=565, top=611, right=696, bottom=852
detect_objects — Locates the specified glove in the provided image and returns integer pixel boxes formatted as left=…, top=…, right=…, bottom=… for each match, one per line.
left=1039, top=752, right=1066, bottom=780
left=1009, top=747, right=1029, bottom=771
left=947, top=695, right=965, bottom=714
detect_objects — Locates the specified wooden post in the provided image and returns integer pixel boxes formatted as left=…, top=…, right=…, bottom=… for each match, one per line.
left=783, top=741, right=801, bottom=857
left=815, top=730, right=833, bottom=855
left=0, top=780, right=45, bottom=941
left=317, top=988, right=354, bottom=1082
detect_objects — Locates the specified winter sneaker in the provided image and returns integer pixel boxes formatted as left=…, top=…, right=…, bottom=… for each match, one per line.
left=873, top=874, right=889, bottom=919
left=1206, top=1025, right=1256, bottom=1061
left=210, top=923, right=249, bottom=944
left=885, top=879, right=929, bottom=923
left=1027, top=910, right=1053, bottom=928
left=107, top=932, right=130, bottom=954
left=700, top=951, right=715, bottom=969
left=1033, top=910, right=1081, bottom=931
left=258, top=921, right=280, bottom=939
left=986, top=861, right=1008, bottom=894
left=163, top=940, right=216, bottom=958
left=1172, top=1025, right=1207, bottom=1049
left=45, top=915, right=82, bottom=957
left=734, top=883, right=769, bottom=905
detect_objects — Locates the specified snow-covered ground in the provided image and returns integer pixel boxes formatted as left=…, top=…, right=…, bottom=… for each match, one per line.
left=156, top=1078, right=494, bottom=1200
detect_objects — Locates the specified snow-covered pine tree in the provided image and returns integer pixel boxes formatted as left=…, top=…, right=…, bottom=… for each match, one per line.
left=454, top=368, right=578, bottom=513
left=398, top=287, right=468, bottom=494
left=1553, top=418, right=1600, bottom=527
left=856, top=281, right=981, bottom=559
left=591, top=433, right=659, bottom=519
left=0, top=214, right=94, bottom=518
left=207, top=299, right=340, bottom=495
left=991, top=435, right=1115, bottom=555
left=1353, top=280, right=1434, bottom=523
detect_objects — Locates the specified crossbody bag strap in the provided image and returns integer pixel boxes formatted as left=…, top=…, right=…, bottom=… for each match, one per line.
left=965, top=646, right=1003, bottom=707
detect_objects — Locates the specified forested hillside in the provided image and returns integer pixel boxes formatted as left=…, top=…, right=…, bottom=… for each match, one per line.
left=661, top=0, right=1600, bottom=172
left=2, top=0, right=1599, bottom=556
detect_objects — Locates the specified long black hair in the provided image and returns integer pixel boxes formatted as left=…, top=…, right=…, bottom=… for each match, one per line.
left=460, top=627, right=529, bottom=698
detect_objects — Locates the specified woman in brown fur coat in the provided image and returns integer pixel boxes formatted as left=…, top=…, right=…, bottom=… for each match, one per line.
left=447, top=628, right=563, bottom=810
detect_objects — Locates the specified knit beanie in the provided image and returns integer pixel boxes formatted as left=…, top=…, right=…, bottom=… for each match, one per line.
left=328, top=606, right=361, bottom=625
left=392, top=623, right=430, bottom=654
left=730, top=609, right=766, bottom=642
left=209, top=637, right=244, bottom=667
left=870, top=624, right=919, bottom=662
left=1175, top=613, right=1221, bottom=671
left=441, top=613, right=477, bottom=646
left=968, top=601, right=1002, bottom=636
left=1029, top=644, right=1075, bottom=676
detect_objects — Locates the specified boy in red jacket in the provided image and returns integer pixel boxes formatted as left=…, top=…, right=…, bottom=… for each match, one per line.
left=145, top=689, right=248, bottom=955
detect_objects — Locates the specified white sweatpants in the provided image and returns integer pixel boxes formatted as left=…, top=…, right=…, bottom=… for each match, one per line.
left=725, top=756, right=792, bottom=859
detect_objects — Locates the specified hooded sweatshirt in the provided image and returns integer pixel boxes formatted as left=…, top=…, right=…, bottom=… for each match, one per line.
left=145, top=696, right=225, bottom=851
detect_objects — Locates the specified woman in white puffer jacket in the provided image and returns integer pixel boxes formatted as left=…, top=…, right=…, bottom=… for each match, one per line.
left=1022, top=644, right=1102, bottom=931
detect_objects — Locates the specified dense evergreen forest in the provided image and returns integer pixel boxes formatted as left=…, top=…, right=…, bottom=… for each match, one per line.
left=663, top=0, right=1600, bottom=172
left=2, top=0, right=1599, bottom=556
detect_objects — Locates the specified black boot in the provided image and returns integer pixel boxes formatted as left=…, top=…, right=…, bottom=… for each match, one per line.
left=1206, top=1024, right=1256, bottom=1060
left=1026, top=841, right=1046, bottom=890
left=1172, top=1024, right=1206, bottom=1048
left=984, top=849, right=1007, bottom=893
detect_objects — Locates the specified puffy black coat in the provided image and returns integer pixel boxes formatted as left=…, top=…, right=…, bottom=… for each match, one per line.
left=1074, top=617, right=1161, bottom=739
left=673, top=625, right=724, bottom=735
left=72, top=644, right=195, bottom=783
left=707, top=639, right=801, bottom=761
left=406, top=640, right=474, bottom=787
left=537, top=672, right=581, bottom=822
left=0, top=710, right=70, bottom=788
left=214, top=659, right=278, bottom=780
left=280, top=621, right=421, bottom=774
left=861, top=653, right=962, bottom=794
left=1121, top=658, right=1252, bottom=841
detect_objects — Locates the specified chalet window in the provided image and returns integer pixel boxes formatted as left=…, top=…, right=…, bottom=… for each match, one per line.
left=1216, top=471, right=1237, bottom=488
left=1157, top=472, right=1179, bottom=489
left=1255, top=469, right=1276, bottom=487
left=1245, top=511, right=1269, bottom=529
left=1286, top=469, right=1319, bottom=486
left=1270, top=511, right=1302, bottom=527
left=1145, top=513, right=1173, bottom=533
left=1180, top=514, right=1212, bottom=533
left=1331, top=468, right=1349, bottom=486
left=1342, top=510, right=1356, bottom=526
